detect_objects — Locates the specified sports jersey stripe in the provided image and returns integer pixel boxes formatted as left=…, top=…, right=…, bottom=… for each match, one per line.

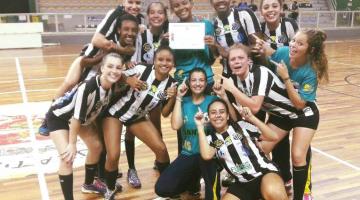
left=221, top=131, right=255, bottom=181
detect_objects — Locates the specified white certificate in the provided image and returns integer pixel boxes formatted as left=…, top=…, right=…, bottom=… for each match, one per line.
left=169, top=23, right=205, bottom=49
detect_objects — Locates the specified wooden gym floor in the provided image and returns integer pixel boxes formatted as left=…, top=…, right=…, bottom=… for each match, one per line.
left=0, top=40, right=359, bottom=200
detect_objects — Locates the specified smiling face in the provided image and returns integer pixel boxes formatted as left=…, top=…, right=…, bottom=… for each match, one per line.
left=169, top=0, right=193, bottom=22
left=289, top=32, right=309, bottom=62
left=208, top=101, right=229, bottom=133
left=228, top=47, right=251, bottom=78
left=148, top=3, right=167, bottom=28
left=101, top=55, right=125, bottom=84
left=154, top=49, right=175, bottom=76
left=189, top=71, right=207, bottom=96
left=118, top=19, right=139, bottom=46
left=211, top=0, right=231, bottom=16
left=124, top=0, right=142, bottom=16
left=261, top=0, right=282, bottom=26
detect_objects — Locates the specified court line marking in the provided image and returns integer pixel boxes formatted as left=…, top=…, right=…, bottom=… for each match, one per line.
left=15, top=57, right=50, bottom=200
left=0, top=54, right=77, bottom=60
left=0, top=77, right=65, bottom=84
left=312, top=147, right=360, bottom=171
left=0, top=89, right=57, bottom=95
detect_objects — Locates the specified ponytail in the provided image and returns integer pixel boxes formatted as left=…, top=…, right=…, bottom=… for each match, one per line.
left=303, top=29, right=329, bottom=84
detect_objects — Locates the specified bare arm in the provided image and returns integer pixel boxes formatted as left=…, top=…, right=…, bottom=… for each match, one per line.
left=171, top=80, right=188, bottom=130
left=221, top=76, right=264, bottom=114
left=194, top=112, right=217, bottom=160
left=277, top=62, right=306, bottom=109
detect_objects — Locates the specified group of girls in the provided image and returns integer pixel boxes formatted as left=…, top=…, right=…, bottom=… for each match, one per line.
left=42, top=0, right=329, bottom=200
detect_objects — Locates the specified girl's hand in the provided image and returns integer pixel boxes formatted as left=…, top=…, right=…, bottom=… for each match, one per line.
left=126, top=61, right=137, bottom=69
left=276, top=60, right=289, bottom=80
left=250, top=34, right=266, bottom=56
left=177, top=77, right=188, bottom=97
left=194, top=108, right=205, bottom=127
left=126, top=73, right=144, bottom=92
left=220, top=75, right=236, bottom=92
left=166, top=82, right=178, bottom=99
left=204, top=35, right=216, bottom=47
left=61, top=143, right=77, bottom=164
left=161, top=32, right=169, bottom=40
left=232, top=103, right=254, bottom=121
left=212, top=80, right=226, bottom=99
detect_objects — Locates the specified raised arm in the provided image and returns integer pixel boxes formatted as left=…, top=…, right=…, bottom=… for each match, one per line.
left=171, top=79, right=188, bottom=130
left=234, top=105, right=278, bottom=141
left=194, top=111, right=217, bottom=160
left=221, top=76, right=264, bottom=114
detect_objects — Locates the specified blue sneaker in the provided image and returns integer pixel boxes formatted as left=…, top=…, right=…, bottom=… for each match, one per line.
left=81, top=179, right=106, bottom=194
left=38, top=119, right=49, bottom=136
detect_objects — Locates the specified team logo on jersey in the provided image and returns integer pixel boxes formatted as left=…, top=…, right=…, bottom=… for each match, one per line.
left=143, top=52, right=153, bottom=62
left=303, top=83, right=313, bottom=92
left=233, top=132, right=243, bottom=140
left=215, top=27, right=222, bottom=36
left=148, top=85, right=158, bottom=96
left=157, top=91, right=167, bottom=101
left=232, top=22, right=240, bottom=30
left=143, top=43, right=152, bottom=52
left=213, top=139, right=224, bottom=149
left=224, top=136, right=233, bottom=146
left=278, top=34, right=288, bottom=44
left=224, top=25, right=231, bottom=33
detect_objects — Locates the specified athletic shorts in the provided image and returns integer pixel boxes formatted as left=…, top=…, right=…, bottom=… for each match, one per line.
left=103, top=111, right=147, bottom=127
left=46, top=112, right=70, bottom=132
left=268, top=104, right=319, bottom=131
left=227, top=171, right=278, bottom=200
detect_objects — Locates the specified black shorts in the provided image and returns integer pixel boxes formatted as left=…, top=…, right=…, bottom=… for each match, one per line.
left=268, top=105, right=319, bottom=132
left=227, top=171, right=278, bottom=200
left=103, top=111, right=147, bottom=127
left=46, top=112, right=70, bottom=132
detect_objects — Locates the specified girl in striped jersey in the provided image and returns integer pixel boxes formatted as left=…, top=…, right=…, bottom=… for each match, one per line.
left=54, top=0, right=144, bottom=100
left=260, top=0, right=300, bottom=196
left=123, top=3, right=169, bottom=188
left=259, top=29, right=329, bottom=200
left=260, top=0, right=298, bottom=50
left=210, top=0, right=261, bottom=77
left=101, top=46, right=177, bottom=200
left=46, top=53, right=125, bottom=200
left=194, top=99, right=287, bottom=200
left=131, top=2, right=169, bottom=65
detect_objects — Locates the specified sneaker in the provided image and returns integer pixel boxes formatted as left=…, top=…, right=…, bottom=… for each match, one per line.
left=285, top=179, right=293, bottom=196
left=303, top=194, right=313, bottom=200
left=81, top=179, right=106, bottom=194
left=221, top=173, right=235, bottom=187
left=104, top=187, right=117, bottom=200
left=127, top=169, right=141, bottom=188
left=38, top=119, right=49, bottom=136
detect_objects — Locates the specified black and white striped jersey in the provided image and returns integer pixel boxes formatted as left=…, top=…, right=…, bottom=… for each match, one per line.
left=206, top=122, right=278, bottom=183
left=96, top=6, right=145, bottom=39
left=214, top=8, right=260, bottom=49
left=230, top=65, right=312, bottom=119
left=261, top=17, right=298, bottom=50
left=50, top=75, right=112, bottom=125
left=108, top=64, right=176, bottom=123
left=131, top=29, right=163, bottom=64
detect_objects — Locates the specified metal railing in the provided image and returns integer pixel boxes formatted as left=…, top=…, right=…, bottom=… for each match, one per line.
left=0, top=10, right=359, bottom=34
